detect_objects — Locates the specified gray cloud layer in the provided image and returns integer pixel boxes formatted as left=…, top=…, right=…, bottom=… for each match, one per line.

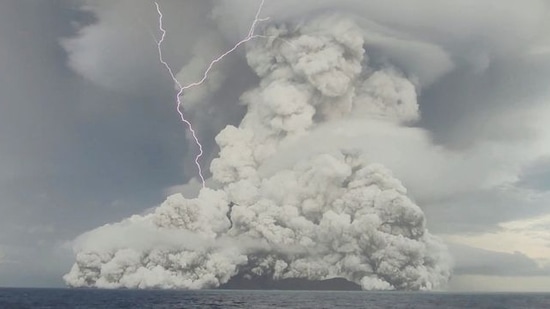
left=450, top=243, right=550, bottom=277
left=1, top=0, right=550, bottom=288
left=0, top=0, right=199, bottom=286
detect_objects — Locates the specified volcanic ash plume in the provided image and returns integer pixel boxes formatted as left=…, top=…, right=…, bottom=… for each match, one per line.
left=64, top=14, right=451, bottom=290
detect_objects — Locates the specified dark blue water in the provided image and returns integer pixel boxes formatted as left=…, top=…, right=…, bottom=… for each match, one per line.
left=1, top=288, right=549, bottom=308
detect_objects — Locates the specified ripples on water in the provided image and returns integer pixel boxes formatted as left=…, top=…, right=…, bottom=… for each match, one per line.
left=1, top=288, right=550, bottom=308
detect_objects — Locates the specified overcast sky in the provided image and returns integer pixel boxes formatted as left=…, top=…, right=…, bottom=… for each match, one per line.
left=1, top=0, right=550, bottom=291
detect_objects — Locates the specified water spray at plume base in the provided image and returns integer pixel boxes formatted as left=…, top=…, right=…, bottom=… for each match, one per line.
left=64, top=3, right=452, bottom=291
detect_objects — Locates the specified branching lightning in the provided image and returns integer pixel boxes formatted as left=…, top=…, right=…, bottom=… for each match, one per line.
left=154, top=0, right=268, bottom=189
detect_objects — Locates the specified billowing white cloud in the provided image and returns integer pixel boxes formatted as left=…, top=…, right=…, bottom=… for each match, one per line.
left=64, top=12, right=455, bottom=290
left=62, top=0, right=550, bottom=291
left=65, top=154, right=451, bottom=290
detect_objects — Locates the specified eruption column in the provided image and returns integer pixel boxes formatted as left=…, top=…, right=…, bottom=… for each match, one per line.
left=154, top=0, right=268, bottom=188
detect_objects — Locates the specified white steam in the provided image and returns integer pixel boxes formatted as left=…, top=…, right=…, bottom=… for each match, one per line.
left=64, top=11, right=452, bottom=290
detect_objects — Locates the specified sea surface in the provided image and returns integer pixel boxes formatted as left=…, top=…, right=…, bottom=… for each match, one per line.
left=1, top=288, right=550, bottom=308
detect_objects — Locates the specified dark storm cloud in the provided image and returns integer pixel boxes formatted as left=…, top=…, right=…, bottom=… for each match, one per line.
left=0, top=0, right=202, bottom=286
left=60, top=0, right=253, bottom=177
left=419, top=54, right=550, bottom=148
left=1, top=0, right=550, bottom=289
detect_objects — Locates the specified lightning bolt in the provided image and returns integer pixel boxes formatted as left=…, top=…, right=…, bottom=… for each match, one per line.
left=154, top=0, right=268, bottom=189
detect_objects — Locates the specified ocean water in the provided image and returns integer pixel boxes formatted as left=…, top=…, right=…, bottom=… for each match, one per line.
left=1, top=288, right=549, bottom=309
